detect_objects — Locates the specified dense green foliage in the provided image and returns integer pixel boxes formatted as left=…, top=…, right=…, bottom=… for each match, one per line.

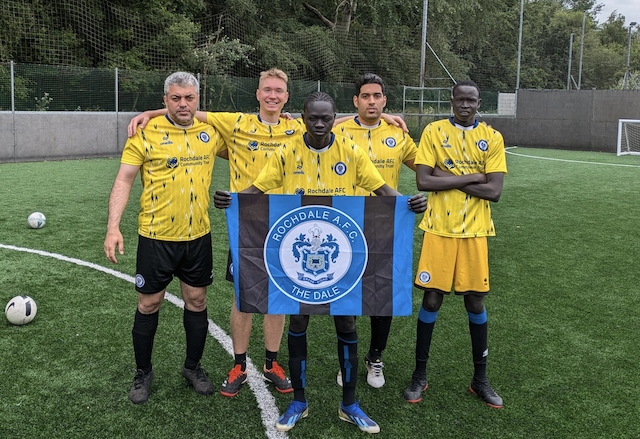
left=0, top=0, right=638, bottom=90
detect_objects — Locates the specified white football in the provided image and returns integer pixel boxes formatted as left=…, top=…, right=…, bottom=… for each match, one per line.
left=5, top=295, right=38, bottom=325
left=27, top=212, right=46, bottom=229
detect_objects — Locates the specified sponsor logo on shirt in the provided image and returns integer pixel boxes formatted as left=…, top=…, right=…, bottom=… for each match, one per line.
left=443, top=158, right=455, bottom=170
left=166, top=157, right=179, bottom=169
left=161, top=132, right=173, bottom=146
left=441, top=134, right=451, bottom=148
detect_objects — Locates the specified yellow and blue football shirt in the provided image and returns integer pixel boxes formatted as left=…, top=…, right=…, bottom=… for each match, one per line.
left=253, top=132, right=386, bottom=195
left=415, top=118, right=507, bottom=238
left=336, top=117, right=417, bottom=195
left=206, top=112, right=303, bottom=192
left=121, top=115, right=225, bottom=241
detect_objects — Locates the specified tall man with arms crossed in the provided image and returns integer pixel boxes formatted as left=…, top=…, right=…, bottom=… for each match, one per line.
left=215, top=92, right=426, bottom=434
left=403, top=80, right=506, bottom=408
left=335, top=73, right=418, bottom=389
left=105, top=72, right=226, bottom=404
left=128, top=68, right=298, bottom=397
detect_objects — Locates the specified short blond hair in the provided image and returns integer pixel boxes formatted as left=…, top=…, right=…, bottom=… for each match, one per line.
left=259, top=68, right=288, bottom=87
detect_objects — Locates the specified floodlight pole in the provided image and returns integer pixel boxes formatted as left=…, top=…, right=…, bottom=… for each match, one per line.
left=567, top=33, right=574, bottom=90
left=515, top=0, right=524, bottom=91
left=624, top=22, right=638, bottom=90
left=419, top=0, right=428, bottom=127
left=577, top=11, right=586, bottom=90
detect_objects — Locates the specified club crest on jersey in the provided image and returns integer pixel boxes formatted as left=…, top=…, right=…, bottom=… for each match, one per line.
left=198, top=132, right=210, bottom=142
left=135, top=274, right=146, bottom=288
left=443, top=158, right=455, bottom=170
left=247, top=140, right=259, bottom=151
left=285, top=129, right=296, bottom=135
left=264, top=205, right=368, bottom=305
left=166, top=157, right=179, bottom=169
left=477, top=139, right=489, bottom=152
left=334, top=162, right=347, bottom=176
left=385, top=137, right=397, bottom=148
left=418, top=271, right=431, bottom=284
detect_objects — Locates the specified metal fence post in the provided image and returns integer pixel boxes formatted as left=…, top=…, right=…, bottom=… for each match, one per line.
left=11, top=60, right=16, bottom=160
left=11, top=60, right=15, bottom=112
left=115, top=67, right=119, bottom=112
left=197, top=72, right=201, bottom=110
left=115, top=67, right=119, bottom=153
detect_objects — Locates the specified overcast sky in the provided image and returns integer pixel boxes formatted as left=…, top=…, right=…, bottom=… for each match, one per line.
left=596, top=0, right=637, bottom=26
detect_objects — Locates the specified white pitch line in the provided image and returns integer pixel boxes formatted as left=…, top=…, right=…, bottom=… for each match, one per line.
left=0, top=243, right=288, bottom=439
left=505, top=146, right=640, bottom=168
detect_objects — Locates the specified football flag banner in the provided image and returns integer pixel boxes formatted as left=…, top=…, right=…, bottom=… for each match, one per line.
left=226, top=194, right=414, bottom=316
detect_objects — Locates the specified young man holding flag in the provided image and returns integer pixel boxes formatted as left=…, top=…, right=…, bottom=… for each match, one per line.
left=214, top=91, right=426, bottom=434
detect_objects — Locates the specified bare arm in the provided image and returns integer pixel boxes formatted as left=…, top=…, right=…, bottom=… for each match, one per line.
left=380, top=113, right=408, bottom=133
left=217, top=149, right=229, bottom=160
left=127, top=109, right=166, bottom=137
left=213, top=186, right=264, bottom=210
left=403, top=158, right=417, bottom=172
left=332, top=113, right=408, bottom=133
left=426, top=166, right=503, bottom=202
left=373, top=184, right=427, bottom=213
left=104, top=164, right=140, bottom=263
left=373, top=184, right=401, bottom=197
left=127, top=109, right=209, bottom=137
left=334, top=115, right=354, bottom=126
left=455, top=172, right=504, bottom=202
left=416, top=164, right=486, bottom=192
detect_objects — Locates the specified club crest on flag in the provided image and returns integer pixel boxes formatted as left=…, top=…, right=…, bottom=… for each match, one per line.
left=294, top=224, right=337, bottom=279
left=265, top=206, right=367, bottom=305
left=227, top=194, right=414, bottom=316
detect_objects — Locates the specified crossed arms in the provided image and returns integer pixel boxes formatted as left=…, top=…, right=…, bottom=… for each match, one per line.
left=416, top=165, right=504, bottom=202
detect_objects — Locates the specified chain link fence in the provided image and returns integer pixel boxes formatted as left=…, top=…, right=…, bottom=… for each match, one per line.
left=0, top=62, right=501, bottom=118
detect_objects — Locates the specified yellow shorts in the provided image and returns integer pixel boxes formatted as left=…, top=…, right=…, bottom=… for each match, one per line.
left=414, top=233, right=490, bottom=294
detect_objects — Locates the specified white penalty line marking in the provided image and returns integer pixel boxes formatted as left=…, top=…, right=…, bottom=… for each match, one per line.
left=505, top=146, right=640, bottom=168
left=0, top=243, right=289, bottom=439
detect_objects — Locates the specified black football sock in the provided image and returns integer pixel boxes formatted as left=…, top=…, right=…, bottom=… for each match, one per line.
left=234, top=353, right=247, bottom=372
left=468, top=310, right=488, bottom=380
left=337, top=329, right=358, bottom=406
left=265, top=350, right=278, bottom=370
left=132, top=309, right=159, bottom=374
left=414, top=307, right=438, bottom=378
left=368, top=316, right=392, bottom=360
left=288, top=330, right=307, bottom=402
left=183, top=307, right=208, bottom=370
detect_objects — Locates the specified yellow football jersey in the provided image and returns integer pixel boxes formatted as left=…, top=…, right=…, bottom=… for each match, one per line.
left=206, top=112, right=303, bottom=193
left=121, top=115, right=225, bottom=241
left=336, top=118, right=417, bottom=195
left=415, top=118, right=507, bottom=238
left=253, top=132, right=386, bottom=196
